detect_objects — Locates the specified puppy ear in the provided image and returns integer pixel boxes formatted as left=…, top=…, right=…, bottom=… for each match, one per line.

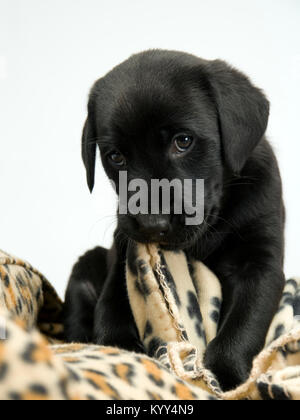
left=82, top=117, right=96, bottom=192
left=206, top=60, right=270, bottom=173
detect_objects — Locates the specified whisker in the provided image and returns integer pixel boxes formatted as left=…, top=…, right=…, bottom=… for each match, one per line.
left=224, top=182, right=256, bottom=188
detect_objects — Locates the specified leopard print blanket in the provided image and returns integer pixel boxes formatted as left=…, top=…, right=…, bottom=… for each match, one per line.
left=0, top=247, right=300, bottom=400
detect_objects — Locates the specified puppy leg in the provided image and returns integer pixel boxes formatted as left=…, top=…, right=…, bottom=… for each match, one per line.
left=93, top=242, right=145, bottom=354
left=64, top=247, right=108, bottom=343
left=204, top=264, right=284, bottom=391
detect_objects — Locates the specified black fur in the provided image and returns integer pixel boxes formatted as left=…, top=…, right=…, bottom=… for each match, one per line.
left=64, top=50, right=285, bottom=391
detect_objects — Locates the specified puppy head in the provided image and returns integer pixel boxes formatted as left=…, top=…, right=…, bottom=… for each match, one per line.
left=82, top=50, right=269, bottom=249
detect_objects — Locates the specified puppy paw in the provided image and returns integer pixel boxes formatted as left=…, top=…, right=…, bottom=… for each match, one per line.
left=204, top=339, right=250, bottom=392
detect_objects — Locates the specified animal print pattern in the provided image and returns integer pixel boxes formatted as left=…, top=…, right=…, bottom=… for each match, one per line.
left=127, top=243, right=300, bottom=400
left=0, top=247, right=300, bottom=400
left=0, top=249, right=214, bottom=400
left=0, top=314, right=216, bottom=400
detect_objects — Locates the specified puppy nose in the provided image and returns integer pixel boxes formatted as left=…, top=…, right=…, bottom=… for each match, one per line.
left=135, top=215, right=170, bottom=239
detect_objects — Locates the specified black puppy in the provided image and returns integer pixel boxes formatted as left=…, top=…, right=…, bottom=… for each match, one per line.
left=64, top=50, right=285, bottom=391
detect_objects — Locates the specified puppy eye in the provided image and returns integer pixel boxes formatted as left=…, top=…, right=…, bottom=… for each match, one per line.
left=108, top=151, right=126, bottom=166
left=172, top=134, right=194, bottom=154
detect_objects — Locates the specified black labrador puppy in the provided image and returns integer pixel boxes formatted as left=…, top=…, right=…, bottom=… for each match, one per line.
left=64, top=50, right=285, bottom=391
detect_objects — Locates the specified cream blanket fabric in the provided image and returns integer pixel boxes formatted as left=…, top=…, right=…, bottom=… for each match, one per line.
left=127, top=243, right=300, bottom=400
left=0, top=247, right=300, bottom=400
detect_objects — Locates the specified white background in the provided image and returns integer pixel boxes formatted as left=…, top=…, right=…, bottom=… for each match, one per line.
left=0, top=0, right=299, bottom=298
